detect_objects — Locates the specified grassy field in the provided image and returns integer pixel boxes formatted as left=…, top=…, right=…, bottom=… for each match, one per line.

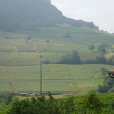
left=0, top=28, right=114, bottom=95
left=0, top=64, right=113, bottom=95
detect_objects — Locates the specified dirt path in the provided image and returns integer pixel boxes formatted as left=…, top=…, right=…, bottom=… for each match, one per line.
left=5, top=66, right=17, bottom=93
left=90, top=70, right=104, bottom=79
left=48, top=65, right=75, bottom=90
left=14, top=46, right=18, bottom=52
left=48, top=65, right=63, bottom=81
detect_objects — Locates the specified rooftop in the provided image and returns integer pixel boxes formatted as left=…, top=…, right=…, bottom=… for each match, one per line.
left=108, top=69, right=114, bottom=73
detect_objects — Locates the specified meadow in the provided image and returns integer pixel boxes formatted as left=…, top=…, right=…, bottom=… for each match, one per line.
left=0, top=64, right=113, bottom=95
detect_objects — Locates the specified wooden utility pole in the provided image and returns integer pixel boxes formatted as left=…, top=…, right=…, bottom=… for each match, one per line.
left=40, top=62, right=42, bottom=95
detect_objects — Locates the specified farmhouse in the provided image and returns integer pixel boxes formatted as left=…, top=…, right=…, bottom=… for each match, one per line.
left=108, top=69, right=114, bottom=78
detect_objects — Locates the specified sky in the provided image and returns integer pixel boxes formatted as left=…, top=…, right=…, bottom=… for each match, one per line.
left=52, top=0, right=114, bottom=33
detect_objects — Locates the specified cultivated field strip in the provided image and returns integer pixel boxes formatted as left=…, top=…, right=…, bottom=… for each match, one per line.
left=0, top=64, right=113, bottom=94
left=5, top=66, right=17, bottom=93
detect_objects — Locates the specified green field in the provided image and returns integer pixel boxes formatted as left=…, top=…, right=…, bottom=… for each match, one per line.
left=0, top=64, right=113, bottom=95
left=0, top=27, right=114, bottom=95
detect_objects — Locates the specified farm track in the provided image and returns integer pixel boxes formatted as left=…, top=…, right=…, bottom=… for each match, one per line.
left=7, top=78, right=104, bottom=81
left=48, top=64, right=75, bottom=90
left=5, top=66, right=17, bottom=93
left=90, top=71, right=101, bottom=79
left=48, top=64, right=63, bottom=81
left=17, top=91, right=78, bottom=95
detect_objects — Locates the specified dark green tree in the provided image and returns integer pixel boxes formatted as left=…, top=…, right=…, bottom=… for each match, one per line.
left=4, top=93, right=14, bottom=105
left=46, top=40, right=50, bottom=43
left=98, top=77, right=114, bottom=93
left=97, top=45, right=106, bottom=55
left=27, top=36, right=32, bottom=40
left=96, top=56, right=107, bottom=64
left=101, top=68, right=107, bottom=78
left=80, top=93, right=103, bottom=113
left=60, top=51, right=81, bottom=64
left=88, top=44, right=95, bottom=51
left=63, top=33, right=72, bottom=38
left=108, top=55, right=114, bottom=65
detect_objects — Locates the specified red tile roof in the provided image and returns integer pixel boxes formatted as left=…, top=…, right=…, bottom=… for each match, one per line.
left=108, top=69, right=114, bottom=73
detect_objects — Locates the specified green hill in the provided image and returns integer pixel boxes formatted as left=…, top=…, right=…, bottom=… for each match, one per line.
left=0, top=0, right=98, bottom=31
left=0, top=0, right=113, bottom=95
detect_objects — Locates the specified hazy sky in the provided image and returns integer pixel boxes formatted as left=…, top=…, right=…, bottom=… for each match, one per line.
left=52, top=0, right=114, bottom=33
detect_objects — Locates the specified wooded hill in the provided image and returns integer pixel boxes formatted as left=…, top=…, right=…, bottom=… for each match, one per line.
left=0, top=0, right=98, bottom=31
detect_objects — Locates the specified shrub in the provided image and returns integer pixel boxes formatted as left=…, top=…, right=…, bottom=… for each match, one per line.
left=80, top=93, right=104, bottom=113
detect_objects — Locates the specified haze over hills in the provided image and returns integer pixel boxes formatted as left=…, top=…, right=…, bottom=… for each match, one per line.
left=0, top=0, right=98, bottom=31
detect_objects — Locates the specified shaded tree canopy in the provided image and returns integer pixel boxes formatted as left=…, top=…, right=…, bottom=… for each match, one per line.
left=59, top=51, right=82, bottom=64
left=98, top=77, right=114, bottom=93
left=88, top=44, right=95, bottom=51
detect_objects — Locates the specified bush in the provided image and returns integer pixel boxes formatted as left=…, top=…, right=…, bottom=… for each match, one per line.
left=8, top=93, right=75, bottom=114
left=4, top=93, right=14, bottom=105
left=7, top=93, right=114, bottom=114
left=79, top=93, right=104, bottom=113
left=98, top=77, right=114, bottom=93
left=88, top=44, right=95, bottom=51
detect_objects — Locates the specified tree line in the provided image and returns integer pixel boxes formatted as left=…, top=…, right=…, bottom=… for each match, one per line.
left=44, top=50, right=114, bottom=65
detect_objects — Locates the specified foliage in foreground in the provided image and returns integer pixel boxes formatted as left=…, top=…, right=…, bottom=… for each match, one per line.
left=98, top=77, right=114, bottom=93
left=6, top=93, right=114, bottom=114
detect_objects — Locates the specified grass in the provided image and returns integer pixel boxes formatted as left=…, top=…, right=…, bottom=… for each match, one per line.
left=0, top=80, right=13, bottom=92
left=0, top=64, right=113, bottom=95
left=17, top=26, right=114, bottom=44
left=0, top=31, right=114, bottom=64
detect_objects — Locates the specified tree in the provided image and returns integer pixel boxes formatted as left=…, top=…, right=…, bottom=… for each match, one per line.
left=88, top=44, right=95, bottom=51
left=81, top=93, right=103, bottom=113
left=106, top=44, right=112, bottom=49
left=59, top=51, right=81, bottom=64
left=100, top=43, right=112, bottom=49
left=27, top=36, right=32, bottom=40
left=97, top=45, right=106, bottom=55
left=46, top=40, right=50, bottom=43
left=63, top=33, right=71, bottom=38
left=101, top=68, right=107, bottom=78
left=108, top=55, right=114, bottom=65
left=26, top=36, right=32, bottom=43
left=72, top=51, right=82, bottom=64
left=8, top=93, right=76, bottom=114
left=98, top=77, right=114, bottom=93
left=4, top=93, right=14, bottom=105
left=108, top=85, right=114, bottom=92
left=96, top=56, right=107, bottom=64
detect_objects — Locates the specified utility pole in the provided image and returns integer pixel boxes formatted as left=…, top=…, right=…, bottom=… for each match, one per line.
left=40, top=62, right=42, bottom=95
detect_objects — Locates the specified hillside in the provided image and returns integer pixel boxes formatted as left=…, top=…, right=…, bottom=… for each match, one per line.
left=0, top=0, right=114, bottom=96
left=0, top=0, right=98, bottom=31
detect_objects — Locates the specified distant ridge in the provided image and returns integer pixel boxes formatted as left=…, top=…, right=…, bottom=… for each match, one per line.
left=0, top=0, right=98, bottom=31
